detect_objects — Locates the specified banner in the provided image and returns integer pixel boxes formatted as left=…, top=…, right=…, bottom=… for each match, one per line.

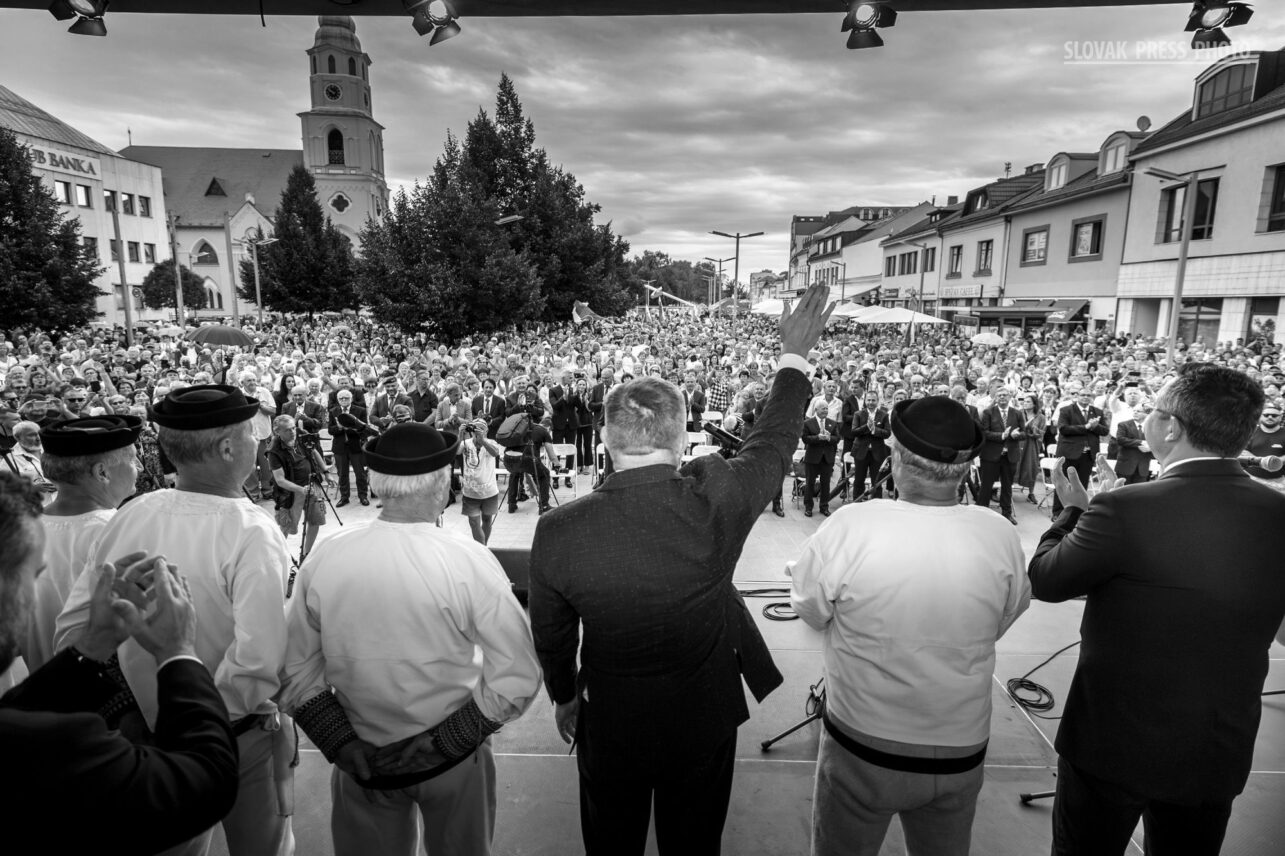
left=572, top=301, right=603, bottom=325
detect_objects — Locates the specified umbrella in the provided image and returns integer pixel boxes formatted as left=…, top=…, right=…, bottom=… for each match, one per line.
left=187, top=325, right=255, bottom=348
left=158, top=325, right=184, bottom=337
left=971, top=331, right=1006, bottom=346
left=859, top=307, right=950, bottom=325
left=749, top=299, right=785, bottom=316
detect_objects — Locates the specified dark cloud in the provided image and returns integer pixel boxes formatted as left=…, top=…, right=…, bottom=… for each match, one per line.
left=2, top=6, right=1282, bottom=277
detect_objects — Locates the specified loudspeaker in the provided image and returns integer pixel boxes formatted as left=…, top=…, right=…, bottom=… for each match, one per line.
left=489, top=547, right=530, bottom=607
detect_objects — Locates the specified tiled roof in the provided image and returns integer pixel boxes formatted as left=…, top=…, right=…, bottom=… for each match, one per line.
left=940, top=172, right=1046, bottom=232
left=0, top=85, right=116, bottom=157
left=1132, top=68, right=1285, bottom=155
left=119, top=145, right=304, bottom=227
left=1005, top=168, right=1131, bottom=213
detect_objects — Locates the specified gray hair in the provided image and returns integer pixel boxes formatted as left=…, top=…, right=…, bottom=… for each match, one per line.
left=603, top=377, right=685, bottom=456
left=272, top=414, right=295, bottom=431
left=368, top=467, right=449, bottom=500
left=42, top=446, right=136, bottom=486
left=157, top=422, right=247, bottom=467
left=889, top=436, right=972, bottom=485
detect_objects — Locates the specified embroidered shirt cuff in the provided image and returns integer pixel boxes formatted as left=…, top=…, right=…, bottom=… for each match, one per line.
left=293, top=691, right=359, bottom=762
left=431, top=698, right=503, bottom=761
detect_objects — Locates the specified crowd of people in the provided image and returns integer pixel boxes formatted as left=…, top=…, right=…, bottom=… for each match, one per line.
left=1, top=287, right=1284, bottom=856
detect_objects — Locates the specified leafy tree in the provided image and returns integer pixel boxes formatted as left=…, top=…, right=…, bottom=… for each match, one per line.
left=237, top=166, right=358, bottom=316
left=139, top=261, right=207, bottom=311
left=621, top=251, right=717, bottom=306
left=0, top=127, right=104, bottom=333
left=357, top=75, right=630, bottom=339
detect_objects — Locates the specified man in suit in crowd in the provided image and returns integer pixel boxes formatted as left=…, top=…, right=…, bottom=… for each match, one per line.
left=330, top=389, right=374, bottom=507
left=0, top=473, right=238, bottom=854
left=588, top=366, right=617, bottom=482
left=369, top=375, right=413, bottom=433
left=681, top=372, right=706, bottom=432
left=1112, top=403, right=1153, bottom=485
left=1029, top=363, right=1285, bottom=855
left=978, top=386, right=1024, bottom=524
left=801, top=398, right=840, bottom=518
left=528, top=285, right=834, bottom=856
left=844, top=390, right=891, bottom=500
left=327, top=375, right=367, bottom=411
left=549, top=370, right=579, bottom=487
left=471, top=377, right=508, bottom=440
left=281, top=384, right=327, bottom=436
left=1053, top=387, right=1109, bottom=514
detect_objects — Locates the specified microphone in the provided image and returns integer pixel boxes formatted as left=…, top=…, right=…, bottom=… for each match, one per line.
left=1245, top=455, right=1284, bottom=473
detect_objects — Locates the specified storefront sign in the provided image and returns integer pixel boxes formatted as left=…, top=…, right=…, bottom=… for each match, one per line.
left=27, top=144, right=100, bottom=178
left=882, top=288, right=899, bottom=299
left=941, top=284, right=982, bottom=299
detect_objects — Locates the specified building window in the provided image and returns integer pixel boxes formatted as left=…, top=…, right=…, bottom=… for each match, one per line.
left=1160, top=179, right=1219, bottom=242
left=922, top=247, right=935, bottom=272
left=53, top=180, right=72, bottom=204
left=328, top=55, right=336, bottom=74
left=884, top=256, right=896, bottom=278
left=193, top=241, right=218, bottom=265
left=1102, top=143, right=1127, bottom=174
left=205, top=178, right=226, bottom=197
left=898, top=252, right=917, bottom=276
left=311, top=55, right=317, bottom=75
left=330, top=193, right=351, bottom=214
left=1263, top=165, right=1285, bottom=233
left=139, top=195, right=151, bottom=217
left=1047, top=162, right=1067, bottom=190
left=975, top=240, right=993, bottom=275
left=83, top=236, right=98, bottom=259
left=121, top=193, right=135, bottom=215
left=75, top=184, right=92, bottom=208
left=948, top=245, right=963, bottom=277
left=328, top=129, right=345, bottom=165
left=1249, top=296, right=1278, bottom=342
left=144, top=243, right=156, bottom=264
left=103, top=190, right=117, bottom=211
left=1195, top=63, right=1253, bottom=119
left=348, top=57, right=357, bottom=76
left=109, top=239, right=119, bottom=262
left=1178, top=297, right=1222, bottom=345
left=1022, top=228, right=1048, bottom=265
left=1070, top=217, right=1106, bottom=260
left=126, top=241, right=140, bottom=263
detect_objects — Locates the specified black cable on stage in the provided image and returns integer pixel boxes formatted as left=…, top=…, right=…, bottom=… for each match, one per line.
left=1005, top=641, right=1081, bottom=720
left=736, top=587, right=797, bottom=620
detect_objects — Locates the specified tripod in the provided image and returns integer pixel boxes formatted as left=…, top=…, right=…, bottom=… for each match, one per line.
left=827, top=459, right=894, bottom=505
left=761, top=678, right=827, bottom=751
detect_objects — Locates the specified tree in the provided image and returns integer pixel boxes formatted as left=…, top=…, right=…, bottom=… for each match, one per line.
left=356, top=75, right=630, bottom=339
left=621, top=251, right=716, bottom=306
left=0, top=127, right=104, bottom=334
left=237, top=166, right=358, bottom=316
left=139, top=261, right=207, bottom=311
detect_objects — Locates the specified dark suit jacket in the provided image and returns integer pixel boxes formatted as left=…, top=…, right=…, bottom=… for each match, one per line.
left=1056, top=402, right=1109, bottom=459
left=801, top=416, right=840, bottom=466
left=328, top=404, right=375, bottom=453
left=281, top=399, right=326, bottom=435
left=1113, top=419, right=1152, bottom=478
left=549, top=385, right=577, bottom=433
left=847, top=406, right=891, bottom=460
left=471, top=393, right=508, bottom=438
left=979, top=405, right=1024, bottom=462
left=588, top=381, right=612, bottom=429
left=680, top=387, right=706, bottom=431
left=326, top=388, right=367, bottom=411
left=528, top=368, right=810, bottom=755
left=0, top=651, right=238, bottom=854
left=1028, top=459, right=1285, bottom=802
left=369, top=392, right=413, bottom=431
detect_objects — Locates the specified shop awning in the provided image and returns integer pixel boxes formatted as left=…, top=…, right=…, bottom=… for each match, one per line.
left=1045, top=299, right=1090, bottom=324
left=970, top=299, right=1089, bottom=322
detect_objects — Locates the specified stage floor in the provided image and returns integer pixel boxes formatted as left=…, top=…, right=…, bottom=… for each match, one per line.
left=218, top=473, right=1285, bottom=855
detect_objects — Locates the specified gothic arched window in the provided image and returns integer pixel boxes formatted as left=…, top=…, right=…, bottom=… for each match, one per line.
left=193, top=241, right=218, bottom=265
left=327, top=55, right=336, bottom=74
left=348, top=57, right=357, bottom=76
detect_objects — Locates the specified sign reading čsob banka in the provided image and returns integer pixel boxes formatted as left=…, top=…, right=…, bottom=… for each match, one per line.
left=27, top=144, right=101, bottom=178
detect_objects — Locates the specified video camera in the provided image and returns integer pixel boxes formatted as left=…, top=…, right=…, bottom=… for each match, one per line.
left=702, top=421, right=743, bottom=459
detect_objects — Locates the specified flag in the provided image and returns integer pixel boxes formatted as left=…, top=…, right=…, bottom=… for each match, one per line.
left=572, top=301, right=603, bottom=325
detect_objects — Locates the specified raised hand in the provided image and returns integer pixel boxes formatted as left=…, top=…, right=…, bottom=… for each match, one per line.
left=779, top=286, right=835, bottom=359
left=1051, top=458, right=1091, bottom=511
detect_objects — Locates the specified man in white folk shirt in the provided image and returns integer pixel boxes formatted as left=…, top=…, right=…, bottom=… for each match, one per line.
left=278, top=421, right=542, bottom=856
left=790, top=396, right=1030, bottom=856
left=56, top=384, right=294, bottom=856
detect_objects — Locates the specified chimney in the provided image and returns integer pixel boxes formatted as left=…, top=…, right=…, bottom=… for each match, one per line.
left=1025, top=163, right=1043, bottom=175
left=946, top=195, right=958, bottom=206
left=245, top=193, right=255, bottom=205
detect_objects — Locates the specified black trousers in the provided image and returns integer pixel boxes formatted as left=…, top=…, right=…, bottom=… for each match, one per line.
left=804, top=459, right=834, bottom=512
left=1052, top=453, right=1093, bottom=514
left=978, top=454, right=1016, bottom=515
left=504, top=454, right=549, bottom=509
left=333, top=447, right=368, bottom=500
left=849, top=451, right=886, bottom=499
left=1051, top=756, right=1232, bottom=856
left=577, top=706, right=736, bottom=856
left=553, top=425, right=577, bottom=470
left=576, top=426, right=594, bottom=470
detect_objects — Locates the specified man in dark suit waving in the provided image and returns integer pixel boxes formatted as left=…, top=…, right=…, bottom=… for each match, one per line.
left=529, top=285, right=834, bottom=856
left=329, top=389, right=374, bottom=507
left=801, top=398, right=840, bottom=517
left=0, top=471, right=238, bottom=854
left=1053, top=387, right=1109, bottom=513
left=1029, top=364, right=1285, bottom=855
left=978, top=386, right=1024, bottom=523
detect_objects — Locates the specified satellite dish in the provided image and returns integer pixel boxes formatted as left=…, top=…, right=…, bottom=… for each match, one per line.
left=244, top=226, right=264, bottom=242
left=1137, top=115, right=1152, bottom=132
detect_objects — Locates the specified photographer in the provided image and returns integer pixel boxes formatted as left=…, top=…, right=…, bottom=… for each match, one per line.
left=502, top=394, right=557, bottom=515
left=268, top=414, right=330, bottom=559
left=460, top=418, right=501, bottom=544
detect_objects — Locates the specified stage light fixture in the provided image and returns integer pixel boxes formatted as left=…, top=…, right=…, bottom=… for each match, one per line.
left=842, top=2, right=896, bottom=50
left=407, top=0, right=461, bottom=45
left=49, top=0, right=108, bottom=35
left=1184, top=2, right=1253, bottom=49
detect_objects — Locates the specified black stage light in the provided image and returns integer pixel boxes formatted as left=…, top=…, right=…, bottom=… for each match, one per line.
left=49, top=0, right=108, bottom=35
left=843, top=2, right=896, bottom=50
left=407, top=0, right=461, bottom=45
left=1184, top=2, right=1253, bottom=48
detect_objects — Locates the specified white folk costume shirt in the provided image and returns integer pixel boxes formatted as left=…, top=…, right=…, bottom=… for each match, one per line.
left=790, top=500, right=1030, bottom=747
left=279, top=520, right=541, bottom=745
left=56, top=490, right=289, bottom=727
left=25, top=509, right=115, bottom=672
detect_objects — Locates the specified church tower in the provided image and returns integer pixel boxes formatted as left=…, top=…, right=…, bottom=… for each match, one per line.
left=299, top=16, right=389, bottom=251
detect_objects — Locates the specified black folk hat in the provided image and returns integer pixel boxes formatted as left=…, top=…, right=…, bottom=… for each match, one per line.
left=890, top=397, right=984, bottom=465
left=41, top=415, right=143, bottom=457
left=149, top=384, right=260, bottom=430
left=364, top=423, right=460, bottom=476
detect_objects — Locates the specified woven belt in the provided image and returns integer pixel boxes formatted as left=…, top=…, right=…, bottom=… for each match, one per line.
left=823, top=715, right=986, bottom=775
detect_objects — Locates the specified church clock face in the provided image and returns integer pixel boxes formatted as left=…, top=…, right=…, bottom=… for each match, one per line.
left=324, top=83, right=343, bottom=102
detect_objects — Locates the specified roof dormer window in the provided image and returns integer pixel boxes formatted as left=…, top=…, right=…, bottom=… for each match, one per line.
left=1102, top=142, right=1128, bottom=174
left=1047, top=161, right=1068, bottom=191
left=1195, top=62, right=1254, bottom=119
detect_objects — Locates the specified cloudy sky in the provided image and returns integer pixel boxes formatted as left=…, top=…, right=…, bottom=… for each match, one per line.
left=2, top=4, right=1282, bottom=278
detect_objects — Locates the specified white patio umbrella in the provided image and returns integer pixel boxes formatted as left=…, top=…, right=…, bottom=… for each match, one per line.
left=971, top=331, right=1006, bottom=346
left=860, top=306, right=950, bottom=325
left=749, top=299, right=786, bottom=316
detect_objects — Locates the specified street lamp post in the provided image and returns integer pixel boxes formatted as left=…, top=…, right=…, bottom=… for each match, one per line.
left=236, top=227, right=278, bottom=328
left=1145, top=167, right=1202, bottom=369
left=704, top=256, right=734, bottom=306
left=167, top=212, right=185, bottom=326
left=833, top=261, right=847, bottom=302
left=710, top=229, right=763, bottom=323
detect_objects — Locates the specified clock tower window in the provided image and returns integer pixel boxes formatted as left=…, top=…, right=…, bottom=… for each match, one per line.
left=348, top=57, right=357, bottom=76
left=328, top=129, right=346, bottom=165
left=328, top=55, right=336, bottom=74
